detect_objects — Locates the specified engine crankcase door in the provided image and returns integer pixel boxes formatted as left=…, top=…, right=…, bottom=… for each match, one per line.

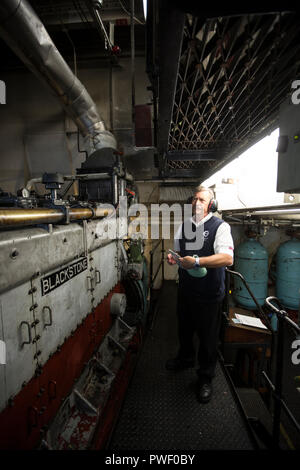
left=0, top=282, right=37, bottom=411
left=92, top=241, right=120, bottom=306
left=36, top=256, right=91, bottom=367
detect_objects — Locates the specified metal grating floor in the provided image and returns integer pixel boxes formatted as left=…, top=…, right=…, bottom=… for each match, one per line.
left=108, top=281, right=255, bottom=450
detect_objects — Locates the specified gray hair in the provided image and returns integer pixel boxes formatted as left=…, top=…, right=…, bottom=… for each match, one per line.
left=193, top=185, right=215, bottom=199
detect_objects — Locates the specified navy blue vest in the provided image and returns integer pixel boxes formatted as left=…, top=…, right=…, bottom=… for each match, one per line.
left=178, top=216, right=225, bottom=302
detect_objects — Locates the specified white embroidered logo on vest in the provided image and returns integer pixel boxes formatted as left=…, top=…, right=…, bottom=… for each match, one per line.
left=203, top=230, right=209, bottom=240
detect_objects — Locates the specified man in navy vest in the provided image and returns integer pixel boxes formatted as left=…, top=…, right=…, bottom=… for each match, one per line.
left=166, top=185, right=234, bottom=403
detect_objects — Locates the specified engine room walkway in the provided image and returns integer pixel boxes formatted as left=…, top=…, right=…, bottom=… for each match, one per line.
left=108, top=281, right=256, bottom=450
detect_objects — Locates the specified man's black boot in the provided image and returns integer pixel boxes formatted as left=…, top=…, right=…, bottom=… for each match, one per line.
left=197, top=379, right=212, bottom=403
left=165, top=357, right=194, bottom=371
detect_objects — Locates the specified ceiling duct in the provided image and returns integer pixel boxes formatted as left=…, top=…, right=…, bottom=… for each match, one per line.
left=0, top=0, right=117, bottom=158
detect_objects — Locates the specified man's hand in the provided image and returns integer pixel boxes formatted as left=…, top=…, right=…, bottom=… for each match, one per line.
left=180, top=253, right=233, bottom=269
left=179, top=256, right=196, bottom=269
left=167, top=253, right=178, bottom=265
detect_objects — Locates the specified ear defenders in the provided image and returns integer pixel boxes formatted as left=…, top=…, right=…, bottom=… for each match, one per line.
left=207, top=198, right=218, bottom=213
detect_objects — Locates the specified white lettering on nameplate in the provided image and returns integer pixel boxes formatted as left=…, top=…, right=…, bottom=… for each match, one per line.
left=41, top=257, right=88, bottom=295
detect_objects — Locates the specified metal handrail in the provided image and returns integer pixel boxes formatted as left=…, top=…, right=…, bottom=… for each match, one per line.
left=218, top=349, right=261, bottom=450
left=225, top=268, right=272, bottom=329
left=152, top=260, right=163, bottom=286
left=223, top=272, right=300, bottom=448
left=262, top=371, right=300, bottom=433
left=150, top=239, right=163, bottom=256
left=150, top=239, right=165, bottom=289
left=262, top=296, right=300, bottom=448
left=265, top=296, right=300, bottom=334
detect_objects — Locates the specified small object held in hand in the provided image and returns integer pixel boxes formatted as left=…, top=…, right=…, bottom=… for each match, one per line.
left=168, top=249, right=181, bottom=266
left=168, top=249, right=180, bottom=260
left=188, top=255, right=207, bottom=278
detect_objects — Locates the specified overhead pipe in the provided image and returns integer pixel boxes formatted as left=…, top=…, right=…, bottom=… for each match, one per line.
left=222, top=203, right=300, bottom=215
left=84, top=0, right=114, bottom=53
left=0, top=206, right=114, bottom=228
left=134, top=178, right=200, bottom=183
left=25, top=173, right=111, bottom=192
left=239, top=209, right=300, bottom=216
left=130, top=0, right=136, bottom=144
left=0, top=0, right=117, bottom=154
left=223, top=208, right=300, bottom=219
left=24, top=171, right=133, bottom=198
left=40, top=11, right=139, bottom=25
left=222, top=203, right=300, bottom=212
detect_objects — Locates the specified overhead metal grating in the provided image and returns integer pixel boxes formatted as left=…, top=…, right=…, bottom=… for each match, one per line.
left=167, top=12, right=300, bottom=175
left=167, top=159, right=216, bottom=170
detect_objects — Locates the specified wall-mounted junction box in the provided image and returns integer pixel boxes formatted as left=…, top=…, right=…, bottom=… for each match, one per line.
left=277, top=98, right=300, bottom=193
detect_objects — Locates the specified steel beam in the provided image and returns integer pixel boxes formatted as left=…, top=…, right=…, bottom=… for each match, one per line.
left=167, top=169, right=209, bottom=178
left=157, top=1, right=185, bottom=173
left=166, top=150, right=224, bottom=161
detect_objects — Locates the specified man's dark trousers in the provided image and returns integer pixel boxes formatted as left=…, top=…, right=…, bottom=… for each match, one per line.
left=176, top=286, right=223, bottom=380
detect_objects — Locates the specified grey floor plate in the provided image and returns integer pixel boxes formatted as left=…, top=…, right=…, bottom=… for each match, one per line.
left=108, top=281, right=255, bottom=450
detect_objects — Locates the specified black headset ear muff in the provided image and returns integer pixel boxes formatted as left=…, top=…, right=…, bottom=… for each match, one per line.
left=208, top=198, right=218, bottom=212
